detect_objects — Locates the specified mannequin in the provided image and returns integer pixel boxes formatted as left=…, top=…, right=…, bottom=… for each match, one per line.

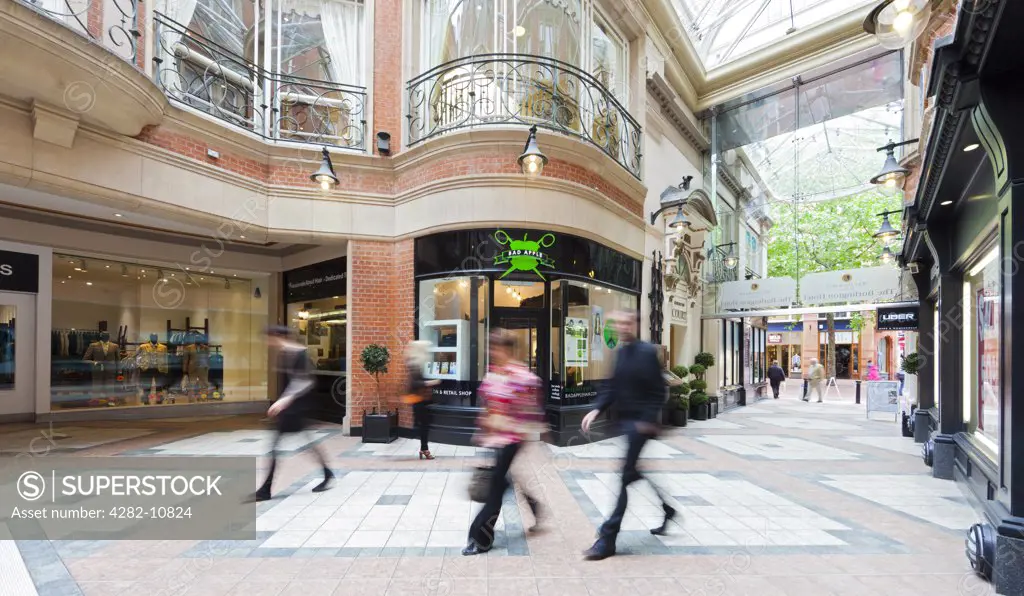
left=181, top=333, right=197, bottom=403
left=83, top=331, right=118, bottom=404
left=135, top=334, right=168, bottom=405
left=192, top=334, right=211, bottom=401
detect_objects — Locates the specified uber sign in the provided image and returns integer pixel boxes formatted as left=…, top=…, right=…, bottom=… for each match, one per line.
left=876, top=306, right=918, bottom=331
left=0, top=249, right=39, bottom=294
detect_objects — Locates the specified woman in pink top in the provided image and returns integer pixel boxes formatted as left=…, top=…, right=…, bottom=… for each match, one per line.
left=866, top=360, right=881, bottom=381
left=463, top=328, right=546, bottom=555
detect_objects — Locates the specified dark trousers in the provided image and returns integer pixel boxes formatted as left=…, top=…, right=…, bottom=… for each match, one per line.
left=257, top=427, right=328, bottom=495
left=599, top=427, right=670, bottom=540
left=413, top=402, right=432, bottom=452
left=468, top=442, right=521, bottom=549
left=770, top=381, right=781, bottom=399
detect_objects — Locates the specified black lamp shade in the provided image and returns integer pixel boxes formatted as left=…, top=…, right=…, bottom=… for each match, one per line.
left=668, top=207, right=689, bottom=229
left=870, top=148, right=909, bottom=187
left=311, top=147, right=339, bottom=188
left=518, top=125, right=548, bottom=177
left=874, top=214, right=900, bottom=243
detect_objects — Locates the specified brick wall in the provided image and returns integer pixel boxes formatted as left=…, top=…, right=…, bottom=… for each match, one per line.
left=372, top=0, right=402, bottom=155
left=349, top=239, right=416, bottom=428
left=134, top=126, right=642, bottom=215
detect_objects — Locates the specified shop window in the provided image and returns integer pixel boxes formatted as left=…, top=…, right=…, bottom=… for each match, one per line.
left=417, top=276, right=489, bottom=406
left=965, top=248, right=1000, bottom=457
left=50, top=254, right=268, bottom=409
left=558, top=280, right=636, bottom=403
left=286, top=298, right=347, bottom=371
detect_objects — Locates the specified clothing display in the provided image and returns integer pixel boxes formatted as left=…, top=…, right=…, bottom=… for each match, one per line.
left=83, top=339, right=119, bottom=394
left=135, top=340, right=169, bottom=404
left=0, top=323, right=13, bottom=388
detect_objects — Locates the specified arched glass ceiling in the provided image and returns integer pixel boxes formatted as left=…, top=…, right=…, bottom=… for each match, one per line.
left=714, top=51, right=905, bottom=206
left=671, top=0, right=877, bottom=70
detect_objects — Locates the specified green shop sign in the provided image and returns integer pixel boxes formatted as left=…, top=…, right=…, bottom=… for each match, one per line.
left=493, top=230, right=556, bottom=280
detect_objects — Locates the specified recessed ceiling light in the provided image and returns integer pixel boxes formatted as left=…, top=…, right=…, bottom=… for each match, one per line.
left=940, top=200, right=953, bottom=206
left=964, top=144, right=980, bottom=152
left=67, top=275, right=71, bottom=279
left=105, top=265, right=110, bottom=268
left=240, top=235, right=245, bottom=239
left=61, top=280, right=65, bottom=284
left=114, top=213, right=122, bottom=217
left=185, top=267, right=190, bottom=271
left=86, top=282, right=93, bottom=286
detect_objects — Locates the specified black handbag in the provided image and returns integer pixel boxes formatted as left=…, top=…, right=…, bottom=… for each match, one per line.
left=468, top=466, right=494, bottom=503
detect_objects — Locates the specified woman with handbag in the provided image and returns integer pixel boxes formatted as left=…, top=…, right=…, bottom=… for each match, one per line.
left=403, top=340, right=439, bottom=459
left=463, top=328, right=547, bottom=556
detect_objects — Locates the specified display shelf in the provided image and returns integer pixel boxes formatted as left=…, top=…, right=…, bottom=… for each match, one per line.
left=420, top=319, right=471, bottom=382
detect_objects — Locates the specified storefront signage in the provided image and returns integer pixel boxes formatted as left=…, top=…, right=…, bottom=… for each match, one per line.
left=800, top=266, right=901, bottom=305
left=283, top=257, right=347, bottom=303
left=719, top=277, right=796, bottom=310
left=768, top=333, right=782, bottom=344
left=877, top=306, right=918, bottom=331
left=670, top=305, right=687, bottom=326
left=865, top=380, right=901, bottom=417
left=493, top=231, right=556, bottom=280
left=0, top=249, right=39, bottom=294
left=565, top=317, right=589, bottom=367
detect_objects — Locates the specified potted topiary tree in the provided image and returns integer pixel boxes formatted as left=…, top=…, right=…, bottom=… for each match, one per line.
left=689, top=392, right=709, bottom=421
left=360, top=343, right=397, bottom=443
left=693, top=352, right=718, bottom=416
left=666, top=366, right=690, bottom=426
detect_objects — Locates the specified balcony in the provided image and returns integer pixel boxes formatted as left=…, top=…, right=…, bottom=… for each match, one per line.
left=406, top=54, right=642, bottom=179
left=152, top=13, right=367, bottom=151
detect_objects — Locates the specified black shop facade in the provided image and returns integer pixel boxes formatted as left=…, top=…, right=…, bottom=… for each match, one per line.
left=415, top=228, right=641, bottom=446
left=282, top=256, right=348, bottom=424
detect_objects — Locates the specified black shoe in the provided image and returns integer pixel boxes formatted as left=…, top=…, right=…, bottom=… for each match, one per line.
left=583, top=539, right=615, bottom=561
left=461, top=542, right=491, bottom=556
left=527, top=496, right=546, bottom=532
left=650, top=505, right=677, bottom=536
left=312, top=469, right=334, bottom=493
left=244, top=490, right=271, bottom=503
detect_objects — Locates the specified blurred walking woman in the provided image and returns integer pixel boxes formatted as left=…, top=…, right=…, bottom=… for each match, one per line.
left=463, top=329, right=546, bottom=555
left=404, top=340, right=439, bottom=459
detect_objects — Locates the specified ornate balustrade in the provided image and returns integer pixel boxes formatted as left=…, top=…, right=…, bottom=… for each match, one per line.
left=407, top=53, right=641, bottom=178
left=152, top=13, right=366, bottom=150
left=19, top=0, right=140, bottom=63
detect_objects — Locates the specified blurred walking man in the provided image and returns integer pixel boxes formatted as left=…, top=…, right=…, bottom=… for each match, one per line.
left=805, top=358, right=825, bottom=403
left=580, top=311, right=675, bottom=561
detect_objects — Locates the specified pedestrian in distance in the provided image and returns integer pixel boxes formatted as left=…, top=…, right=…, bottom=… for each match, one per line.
left=246, top=326, right=333, bottom=502
left=402, top=340, right=440, bottom=460
left=866, top=359, right=881, bottom=381
left=804, top=358, right=826, bottom=403
left=463, top=328, right=547, bottom=555
left=767, top=360, right=786, bottom=399
left=581, top=310, right=676, bottom=561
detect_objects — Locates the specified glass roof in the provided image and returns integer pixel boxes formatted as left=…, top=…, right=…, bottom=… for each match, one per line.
left=671, top=0, right=877, bottom=70
left=715, top=51, right=905, bottom=205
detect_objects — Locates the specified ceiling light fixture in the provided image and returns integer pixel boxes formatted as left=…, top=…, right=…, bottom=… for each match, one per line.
left=870, top=139, right=917, bottom=188
left=940, top=200, right=954, bottom=206
left=964, top=144, right=980, bottom=152
left=121, top=265, right=129, bottom=277
left=114, top=213, right=122, bottom=218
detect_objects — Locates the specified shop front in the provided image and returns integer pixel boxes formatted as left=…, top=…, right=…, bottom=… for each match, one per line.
left=283, top=256, right=348, bottom=424
left=414, top=228, right=640, bottom=446
left=48, top=253, right=269, bottom=413
left=766, top=326, right=802, bottom=375
left=900, top=3, right=1024, bottom=590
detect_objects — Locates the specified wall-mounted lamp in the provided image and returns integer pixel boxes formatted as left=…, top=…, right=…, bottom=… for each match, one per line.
left=518, top=125, right=548, bottom=177
left=873, top=211, right=901, bottom=246
left=870, top=139, right=918, bottom=188
left=310, top=147, right=339, bottom=191
left=863, top=0, right=931, bottom=50
left=717, top=242, right=739, bottom=270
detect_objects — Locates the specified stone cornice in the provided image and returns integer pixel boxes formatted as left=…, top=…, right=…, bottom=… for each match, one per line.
left=645, top=72, right=709, bottom=153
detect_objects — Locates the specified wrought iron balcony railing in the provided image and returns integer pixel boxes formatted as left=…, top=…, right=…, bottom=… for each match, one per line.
left=152, top=13, right=367, bottom=151
left=18, top=0, right=140, bottom=64
left=406, top=54, right=642, bottom=178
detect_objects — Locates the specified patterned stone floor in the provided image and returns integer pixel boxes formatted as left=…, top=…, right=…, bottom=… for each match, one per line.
left=0, top=391, right=998, bottom=595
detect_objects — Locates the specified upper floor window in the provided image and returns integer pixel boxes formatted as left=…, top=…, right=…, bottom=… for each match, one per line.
left=154, top=0, right=367, bottom=149
left=420, top=0, right=625, bottom=99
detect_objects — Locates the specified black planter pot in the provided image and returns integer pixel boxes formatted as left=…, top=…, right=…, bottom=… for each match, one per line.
left=362, top=411, right=398, bottom=443
left=670, top=408, right=688, bottom=427
left=690, top=403, right=708, bottom=421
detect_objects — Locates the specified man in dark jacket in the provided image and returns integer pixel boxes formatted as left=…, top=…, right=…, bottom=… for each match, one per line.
left=767, top=361, right=786, bottom=399
left=246, top=326, right=334, bottom=502
left=581, top=311, right=675, bottom=561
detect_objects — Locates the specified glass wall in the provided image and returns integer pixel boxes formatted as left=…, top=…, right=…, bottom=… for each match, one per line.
left=285, top=297, right=347, bottom=371
left=965, top=248, right=1000, bottom=457
left=749, top=326, right=766, bottom=384
left=51, top=254, right=268, bottom=409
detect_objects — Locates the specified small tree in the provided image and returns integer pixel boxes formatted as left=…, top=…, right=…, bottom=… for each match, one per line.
left=901, top=352, right=921, bottom=375
left=360, top=344, right=391, bottom=414
left=694, top=352, right=715, bottom=369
